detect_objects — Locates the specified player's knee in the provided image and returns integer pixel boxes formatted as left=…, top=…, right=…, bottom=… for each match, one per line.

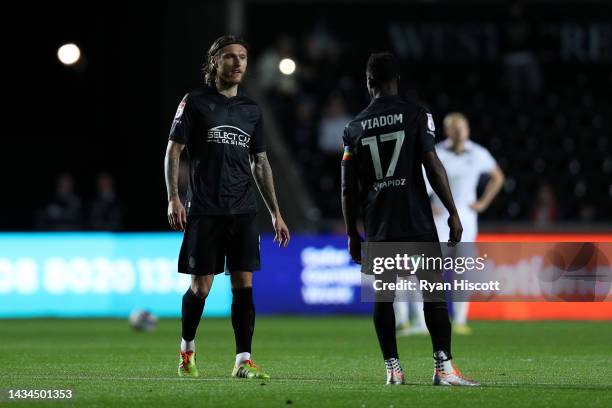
left=190, top=278, right=212, bottom=299
left=230, top=272, right=252, bottom=289
left=191, top=286, right=209, bottom=299
left=231, top=280, right=252, bottom=289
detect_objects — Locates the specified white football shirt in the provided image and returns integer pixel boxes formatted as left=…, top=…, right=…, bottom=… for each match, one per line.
left=425, top=139, right=496, bottom=241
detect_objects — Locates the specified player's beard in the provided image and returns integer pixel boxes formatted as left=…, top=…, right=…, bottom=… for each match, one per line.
left=220, top=70, right=244, bottom=86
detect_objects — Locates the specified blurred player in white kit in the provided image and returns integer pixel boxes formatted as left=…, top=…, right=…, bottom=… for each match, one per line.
left=397, top=112, right=505, bottom=335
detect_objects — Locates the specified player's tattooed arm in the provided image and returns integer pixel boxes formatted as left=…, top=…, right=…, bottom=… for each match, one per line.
left=341, top=161, right=363, bottom=263
left=251, top=152, right=280, bottom=215
left=165, top=141, right=184, bottom=199
left=164, top=141, right=186, bottom=231
left=422, top=150, right=463, bottom=244
left=251, top=152, right=290, bottom=247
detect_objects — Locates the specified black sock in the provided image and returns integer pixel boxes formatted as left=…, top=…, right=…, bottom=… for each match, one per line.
left=231, top=287, right=255, bottom=354
left=423, top=301, right=452, bottom=358
left=181, top=288, right=205, bottom=342
left=373, top=301, right=398, bottom=360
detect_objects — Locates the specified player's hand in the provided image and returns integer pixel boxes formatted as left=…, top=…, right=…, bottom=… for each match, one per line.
left=272, top=213, right=290, bottom=248
left=348, top=233, right=363, bottom=264
left=469, top=200, right=488, bottom=213
left=447, top=213, right=463, bottom=247
left=168, top=197, right=187, bottom=231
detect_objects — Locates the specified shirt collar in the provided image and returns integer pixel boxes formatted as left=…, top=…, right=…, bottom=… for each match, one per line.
left=368, top=95, right=401, bottom=107
left=205, top=84, right=244, bottom=98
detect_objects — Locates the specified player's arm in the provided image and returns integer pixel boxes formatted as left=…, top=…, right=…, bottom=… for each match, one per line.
left=422, top=150, right=462, bottom=245
left=418, top=110, right=462, bottom=244
left=470, top=165, right=505, bottom=213
left=422, top=165, right=444, bottom=217
left=250, top=152, right=290, bottom=247
left=341, top=153, right=363, bottom=263
left=164, top=140, right=186, bottom=231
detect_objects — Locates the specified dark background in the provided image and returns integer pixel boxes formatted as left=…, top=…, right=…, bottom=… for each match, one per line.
left=5, top=0, right=612, bottom=231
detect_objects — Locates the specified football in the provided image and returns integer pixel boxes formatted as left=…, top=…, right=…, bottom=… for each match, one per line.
left=128, top=309, right=158, bottom=332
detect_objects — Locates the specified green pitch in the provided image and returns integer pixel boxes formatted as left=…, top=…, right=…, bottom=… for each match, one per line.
left=1, top=317, right=610, bottom=407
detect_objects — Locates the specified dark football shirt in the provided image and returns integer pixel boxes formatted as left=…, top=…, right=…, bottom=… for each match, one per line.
left=342, top=95, right=437, bottom=241
left=169, top=85, right=266, bottom=215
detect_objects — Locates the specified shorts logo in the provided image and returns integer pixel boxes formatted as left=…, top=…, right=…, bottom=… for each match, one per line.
left=175, top=101, right=186, bottom=119
left=207, top=125, right=251, bottom=149
left=189, top=256, right=196, bottom=269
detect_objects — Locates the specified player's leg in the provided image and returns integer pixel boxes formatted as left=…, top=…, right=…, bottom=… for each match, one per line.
left=178, top=275, right=214, bottom=377
left=228, top=271, right=268, bottom=379
left=177, top=215, right=226, bottom=377
left=226, top=214, right=268, bottom=379
left=230, top=271, right=255, bottom=363
left=181, top=275, right=214, bottom=351
left=423, top=299, right=478, bottom=385
left=419, top=234, right=479, bottom=386
left=452, top=240, right=477, bottom=335
left=423, top=300, right=451, bottom=357
left=427, top=305, right=480, bottom=387
left=373, top=272, right=405, bottom=385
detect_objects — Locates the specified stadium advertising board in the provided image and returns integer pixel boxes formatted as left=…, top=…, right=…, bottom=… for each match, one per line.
left=1, top=233, right=611, bottom=319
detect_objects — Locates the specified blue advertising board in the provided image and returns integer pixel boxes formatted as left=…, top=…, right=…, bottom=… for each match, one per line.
left=256, top=235, right=370, bottom=314
left=0, top=233, right=369, bottom=317
left=0, top=233, right=231, bottom=317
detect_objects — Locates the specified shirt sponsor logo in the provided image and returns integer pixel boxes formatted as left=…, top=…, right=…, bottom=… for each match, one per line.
left=361, top=113, right=403, bottom=130
left=207, top=125, right=251, bottom=148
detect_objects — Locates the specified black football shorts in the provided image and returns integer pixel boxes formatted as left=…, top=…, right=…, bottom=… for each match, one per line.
left=178, top=213, right=261, bottom=275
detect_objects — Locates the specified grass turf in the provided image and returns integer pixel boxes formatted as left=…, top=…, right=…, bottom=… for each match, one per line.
left=0, top=317, right=610, bottom=407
